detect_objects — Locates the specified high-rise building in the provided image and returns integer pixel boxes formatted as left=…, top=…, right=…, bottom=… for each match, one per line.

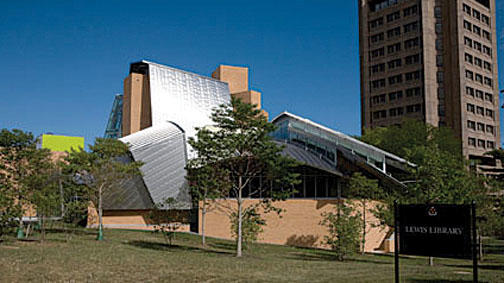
left=358, top=0, right=499, bottom=160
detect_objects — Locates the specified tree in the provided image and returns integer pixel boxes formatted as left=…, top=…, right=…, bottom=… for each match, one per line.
left=230, top=204, right=266, bottom=250
left=0, top=129, right=46, bottom=239
left=186, top=130, right=231, bottom=247
left=149, top=198, right=188, bottom=246
left=347, top=172, right=380, bottom=254
left=63, top=138, right=142, bottom=240
left=187, top=98, right=299, bottom=257
left=320, top=200, right=362, bottom=261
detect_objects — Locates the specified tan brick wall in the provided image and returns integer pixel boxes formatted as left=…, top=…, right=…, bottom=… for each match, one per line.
left=200, top=199, right=390, bottom=252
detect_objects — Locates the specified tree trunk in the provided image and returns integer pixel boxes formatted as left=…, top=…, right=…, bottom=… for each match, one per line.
left=97, top=185, right=104, bottom=241
left=201, top=202, right=206, bottom=247
left=362, top=201, right=366, bottom=255
left=59, top=169, right=65, bottom=217
left=40, top=214, right=46, bottom=243
left=429, top=256, right=434, bottom=266
left=237, top=176, right=243, bottom=257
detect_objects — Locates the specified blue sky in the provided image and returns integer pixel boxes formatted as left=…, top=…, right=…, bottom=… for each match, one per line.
left=1, top=1, right=504, bottom=147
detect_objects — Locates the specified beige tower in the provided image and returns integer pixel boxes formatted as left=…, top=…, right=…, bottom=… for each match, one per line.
left=359, top=0, right=500, bottom=160
left=212, top=65, right=269, bottom=120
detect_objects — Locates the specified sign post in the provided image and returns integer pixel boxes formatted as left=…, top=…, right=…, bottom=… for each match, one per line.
left=394, top=203, right=477, bottom=282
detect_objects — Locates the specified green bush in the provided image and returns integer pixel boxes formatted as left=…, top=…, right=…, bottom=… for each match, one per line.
left=230, top=206, right=266, bottom=250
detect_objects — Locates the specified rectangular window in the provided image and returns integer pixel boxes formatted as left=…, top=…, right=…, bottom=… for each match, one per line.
left=475, top=73, right=483, bottom=83
left=482, top=30, right=491, bottom=41
left=405, top=37, right=420, bottom=49
left=486, top=125, right=494, bottom=134
left=477, top=122, right=485, bottom=132
left=404, top=5, right=418, bottom=17
left=404, top=21, right=419, bottom=33
left=437, top=71, right=444, bottom=83
left=484, top=61, right=492, bottom=71
left=476, top=90, right=484, bottom=99
left=406, top=54, right=420, bottom=65
left=473, top=25, right=481, bottom=36
left=387, top=59, right=402, bottom=69
left=463, top=4, right=471, bottom=16
left=474, top=57, right=482, bottom=67
left=467, top=103, right=475, bottom=113
left=483, top=45, right=492, bottom=57
left=406, top=87, right=421, bottom=97
left=481, top=15, right=490, bottom=26
left=467, top=120, right=476, bottom=130
left=388, top=74, right=403, bottom=85
left=473, top=9, right=481, bottom=20
left=465, top=53, right=473, bottom=64
left=466, top=70, right=474, bottom=80
left=464, top=20, right=472, bottom=31
left=478, top=139, right=486, bottom=148
left=468, top=137, right=476, bottom=147
left=464, top=37, right=473, bottom=47
left=484, top=92, right=493, bottom=102
left=476, top=106, right=484, bottom=115
left=387, top=43, right=401, bottom=54
left=387, top=27, right=401, bottom=38
left=434, top=6, right=442, bottom=18
left=474, top=41, right=482, bottom=52
left=487, top=141, right=495, bottom=149
left=466, top=86, right=474, bottom=97
left=405, top=70, right=421, bottom=81
left=485, top=108, right=494, bottom=118
left=484, top=77, right=492, bottom=87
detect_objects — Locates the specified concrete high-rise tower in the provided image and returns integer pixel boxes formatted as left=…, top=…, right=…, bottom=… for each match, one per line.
left=358, top=0, right=499, bottom=160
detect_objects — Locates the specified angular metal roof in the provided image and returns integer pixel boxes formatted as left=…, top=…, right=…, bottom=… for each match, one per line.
left=120, top=122, right=191, bottom=209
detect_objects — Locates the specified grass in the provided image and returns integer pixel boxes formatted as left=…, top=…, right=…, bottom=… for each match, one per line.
left=0, top=228, right=503, bottom=282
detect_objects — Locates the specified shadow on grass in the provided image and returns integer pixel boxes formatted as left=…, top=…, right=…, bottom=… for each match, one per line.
left=445, top=263, right=504, bottom=271
left=44, top=228, right=96, bottom=236
left=408, top=280, right=473, bottom=283
left=208, top=241, right=236, bottom=251
left=283, top=247, right=392, bottom=265
left=128, top=240, right=232, bottom=255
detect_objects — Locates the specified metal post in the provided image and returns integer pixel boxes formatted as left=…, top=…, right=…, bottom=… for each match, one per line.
left=394, top=200, right=399, bottom=283
left=472, top=201, right=478, bottom=283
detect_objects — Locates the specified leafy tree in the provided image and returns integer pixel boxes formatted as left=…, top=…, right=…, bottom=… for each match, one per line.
left=0, top=129, right=47, bottom=239
left=149, top=198, right=188, bottom=246
left=347, top=172, right=380, bottom=254
left=187, top=129, right=231, bottom=247
left=63, top=138, right=142, bottom=240
left=320, top=200, right=362, bottom=261
left=188, top=98, right=299, bottom=257
left=230, top=205, right=266, bottom=250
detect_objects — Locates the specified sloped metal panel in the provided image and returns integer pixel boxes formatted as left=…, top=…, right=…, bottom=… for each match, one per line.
left=120, top=122, right=191, bottom=209
left=146, top=61, right=231, bottom=158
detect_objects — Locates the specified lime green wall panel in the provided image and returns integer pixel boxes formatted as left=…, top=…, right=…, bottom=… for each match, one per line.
left=41, top=135, right=84, bottom=152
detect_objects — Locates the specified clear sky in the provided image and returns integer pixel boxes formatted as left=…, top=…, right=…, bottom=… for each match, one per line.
left=1, top=1, right=504, bottom=147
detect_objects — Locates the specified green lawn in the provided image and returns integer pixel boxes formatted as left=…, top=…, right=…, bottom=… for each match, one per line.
left=0, top=229, right=503, bottom=282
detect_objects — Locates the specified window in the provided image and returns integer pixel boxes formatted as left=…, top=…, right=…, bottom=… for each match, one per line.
left=476, top=90, right=484, bottom=99
left=483, top=61, right=492, bottom=71
left=485, top=108, right=494, bottom=118
left=438, top=87, right=445, bottom=99
left=405, top=37, right=420, bottom=49
left=388, top=59, right=402, bottom=69
left=482, top=30, right=491, bottom=41
left=387, top=11, right=400, bottom=22
left=467, top=103, right=475, bottom=113
left=478, top=139, right=486, bottom=148
left=373, top=110, right=387, bottom=119
left=387, top=27, right=401, bottom=38
left=371, top=79, right=386, bottom=89
left=464, top=37, right=473, bottom=47
left=369, top=17, right=384, bottom=30
left=370, top=63, right=385, bottom=74
left=406, top=87, right=421, bottom=97
left=468, top=120, right=476, bottom=130
left=435, top=23, right=442, bottom=34
left=484, top=77, right=492, bottom=87
left=389, top=90, right=403, bottom=101
left=474, top=57, right=482, bottom=67
left=466, top=70, right=474, bottom=80
left=484, top=92, right=493, bottom=102
left=477, top=122, right=485, bottom=132
left=473, top=9, right=481, bottom=20
left=437, top=71, right=444, bottom=83
left=468, top=137, right=476, bottom=147
left=405, top=54, right=420, bottom=65
left=487, top=141, right=495, bottom=149
left=405, top=70, right=421, bottom=81
left=370, top=47, right=385, bottom=59
left=483, top=45, right=492, bottom=57
left=481, top=15, right=490, bottom=26
left=436, top=55, right=443, bottom=66
left=463, top=4, right=471, bottom=16
left=465, top=53, right=473, bottom=64
left=404, top=5, right=418, bottom=17
left=464, top=20, right=472, bottom=31
left=370, top=33, right=384, bottom=44
left=435, top=39, right=443, bottom=50
left=388, top=74, right=403, bottom=85
left=475, top=73, right=483, bottom=84
left=476, top=106, right=484, bottom=115
left=404, top=21, right=419, bottom=33
left=434, top=6, right=442, bottom=18
left=474, top=41, right=482, bottom=52
left=466, top=86, right=474, bottom=97
left=486, top=125, right=494, bottom=134
left=473, top=25, right=481, bottom=36
left=387, top=43, right=401, bottom=54
left=406, top=104, right=421, bottom=113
